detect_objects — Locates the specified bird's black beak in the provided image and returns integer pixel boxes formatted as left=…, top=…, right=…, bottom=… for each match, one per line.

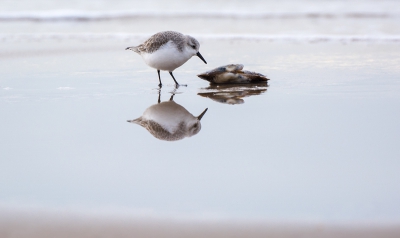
left=197, top=108, right=208, bottom=120
left=196, top=52, right=207, bottom=64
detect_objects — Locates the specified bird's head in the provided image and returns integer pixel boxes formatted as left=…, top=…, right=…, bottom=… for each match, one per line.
left=186, top=35, right=207, bottom=64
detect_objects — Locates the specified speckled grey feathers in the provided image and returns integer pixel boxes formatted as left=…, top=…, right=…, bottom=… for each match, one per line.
left=127, top=31, right=199, bottom=54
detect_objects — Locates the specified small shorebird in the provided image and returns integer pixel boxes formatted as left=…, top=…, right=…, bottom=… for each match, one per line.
left=126, top=31, right=207, bottom=87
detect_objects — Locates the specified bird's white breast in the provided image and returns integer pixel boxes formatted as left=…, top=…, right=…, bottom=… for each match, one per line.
left=141, top=41, right=193, bottom=71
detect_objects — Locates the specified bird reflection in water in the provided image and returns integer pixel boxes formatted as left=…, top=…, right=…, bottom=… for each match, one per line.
left=198, top=83, right=268, bottom=105
left=128, top=92, right=208, bottom=141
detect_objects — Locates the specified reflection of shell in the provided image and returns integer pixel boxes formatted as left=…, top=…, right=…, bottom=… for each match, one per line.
left=198, top=83, right=268, bottom=105
left=197, top=64, right=269, bottom=84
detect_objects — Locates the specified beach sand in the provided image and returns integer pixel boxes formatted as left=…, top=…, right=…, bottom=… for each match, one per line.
left=1, top=210, right=400, bottom=238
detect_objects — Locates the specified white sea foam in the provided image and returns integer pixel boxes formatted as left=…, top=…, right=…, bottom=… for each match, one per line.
left=57, top=87, right=74, bottom=90
left=0, top=10, right=399, bottom=22
left=1, top=33, right=400, bottom=43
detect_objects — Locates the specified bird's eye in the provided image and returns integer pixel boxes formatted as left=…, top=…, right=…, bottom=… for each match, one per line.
left=192, top=45, right=196, bottom=49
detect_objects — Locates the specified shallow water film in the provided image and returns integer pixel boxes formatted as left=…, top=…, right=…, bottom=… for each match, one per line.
left=1, top=40, right=400, bottom=222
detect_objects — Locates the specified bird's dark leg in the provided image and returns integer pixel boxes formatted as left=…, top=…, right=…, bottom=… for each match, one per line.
left=169, top=72, right=180, bottom=87
left=157, top=70, right=162, bottom=87
left=157, top=89, right=161, bottom=104
left=169, top=94, right=175, bottom=101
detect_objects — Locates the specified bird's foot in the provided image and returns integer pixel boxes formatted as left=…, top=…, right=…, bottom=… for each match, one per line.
left=175, top=84, right=187, bottom=88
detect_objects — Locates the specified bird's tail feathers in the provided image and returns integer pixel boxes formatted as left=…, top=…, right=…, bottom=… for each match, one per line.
left=127, top=117, right=144, bottom=125
left=125, top=46, right=141, bottom=54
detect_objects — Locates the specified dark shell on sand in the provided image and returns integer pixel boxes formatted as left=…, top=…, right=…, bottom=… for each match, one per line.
left=197, top=64, right=270, bottom=84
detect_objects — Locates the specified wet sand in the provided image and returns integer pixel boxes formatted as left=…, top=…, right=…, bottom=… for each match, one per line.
left=1, top=210, right=400, bottom=238
left=1, top=39, right=400, bottom=237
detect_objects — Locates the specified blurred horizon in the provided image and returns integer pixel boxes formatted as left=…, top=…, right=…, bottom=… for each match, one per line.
left=1, top=0, right=400, bottom=40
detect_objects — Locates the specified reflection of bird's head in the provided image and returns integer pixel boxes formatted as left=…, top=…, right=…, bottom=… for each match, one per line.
left=186, top=107, right=208, bottom=136
left=128, top=101, right=208, bottom=141
left=186, top=119, right=202, bottom=137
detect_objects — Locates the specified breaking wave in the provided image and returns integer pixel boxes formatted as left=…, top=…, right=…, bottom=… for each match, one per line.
left=1, top=33, right=400, bottom=43
left=0, top=10, right=399, bottom=22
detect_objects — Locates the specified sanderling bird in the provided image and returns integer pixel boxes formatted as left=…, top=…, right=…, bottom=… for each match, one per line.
left=127, top=94, right=208, bottom=141
left=126, top=31, right=207, bottom=87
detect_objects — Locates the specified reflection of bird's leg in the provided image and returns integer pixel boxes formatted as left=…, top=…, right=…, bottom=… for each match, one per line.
left=157, top=89, right=161, bottom=104
left=169, top=86, right=178, bottom=99
left=157, top=70, right=162, bottom=87
left=169, top=72, right=180, bottom=87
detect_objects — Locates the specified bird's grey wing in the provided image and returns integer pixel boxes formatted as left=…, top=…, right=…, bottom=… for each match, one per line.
left=140, top=31, right=184, bottom=53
